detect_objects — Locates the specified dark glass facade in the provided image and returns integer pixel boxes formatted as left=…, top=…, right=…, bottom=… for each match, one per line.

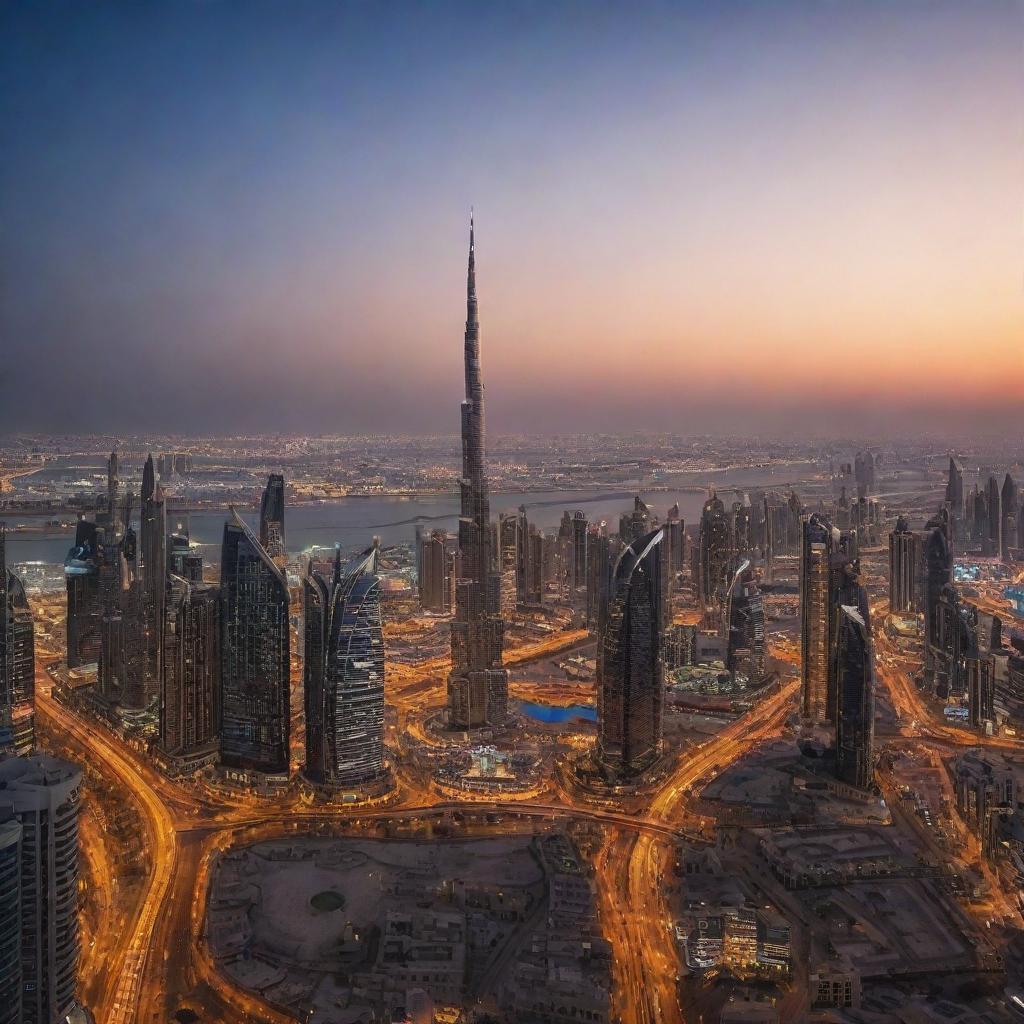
left=219, top=511, right=291, bottom=775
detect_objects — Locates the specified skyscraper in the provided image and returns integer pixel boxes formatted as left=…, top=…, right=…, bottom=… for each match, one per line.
left=985, top=474, right=1001, bottom=556
left=597, top=528, right=665, bottom=780
left=618, top=496, right=651, bottom=545
left=499, top=513, right=519, bottom=617
left=418, top=529, right=451, bottom=613
left=220, top=509, right=291, bottom=777
left=888, top=516, right=922, bottom=615
left=259, top=474, right=287, bottom=566
left=160, top=575, right=221, bottom=770
left=0, top=755, right=82, bottom=1024
left=140, top=455, right=167, bottom=696
left=0, top=529, right=34, bottom=758
left=64, top=520, right=102, bottom=669
left=303, top=543, right=386, bottom=788
left=1000, top=473, right=1017, bottom=562
left=100, top=517, right=148, bottom=711
left=834, top=601, right=875, bottom=789
left=723, top=558, right=765, bottom=682
left=446, top=216, right=508, bottom=730
left=945, top=455, right=964, bottom=527
left=923, top=510, right=953, bottom=692
left=800, top=513, right=847, bottom=723
left=571, top=511, right=589, bottom=591
left=698, top=492, right=730, bottom=610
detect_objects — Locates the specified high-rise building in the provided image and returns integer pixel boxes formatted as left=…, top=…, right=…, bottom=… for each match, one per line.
left=259, top=474, right=287, bottom=566
left=99, top=517, right=148, bottom=711
left=586, top=525, right=613, bottom=629
left=418, top=529, right=451, bottom=613
left=220, top=509, right=291, bottom=777
left=597, top=528, right=664, bottom=780
left=167, top=531, right=203, bottom=583
left=887, top=516, right=922, bottom=614
left=945, top=456, right=964, bottom=529
left=446, top=217, right=508, bottom=730
left=799, top=514, right=857, bottom=723
left=140, top=455, right=167, bottom=696
left=853, top=451, right=875, bottom=497
left=1000, top=473, right=1017, bottom=562
left=618, top=496, right=650, bottom=545
left=0, top=755, right=82, bottom=1024
left=303, top=543, right=386, bottom=788
left=105, top=450, right=119, bottom=524
left=160, top=575, right=220, bottom=769
left=730, top=497, right=752, bottom=558
left=0, top=817, right=20, bottom=1024
left=665, top=503, right=685, bottom=575
left=0, top=529, right=35, bottom=758
left=723, top=559, right=765, bottom=683
left=499, top=513, right=519, bottom=617
left=834, top=600, right=874, bottom=789
left=64, top=520, right=102, bottom=669
left=923, top=510, right=954, bottom=693
left=985, top=474, right=1001, bottom=556
left=698, top=493, right=730, bottom=610
left=571, top=511, right=588, bottom=591
left=800, top=515, right=832, bottom=722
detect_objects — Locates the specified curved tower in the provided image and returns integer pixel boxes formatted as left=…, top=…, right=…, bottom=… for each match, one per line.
left=597, top=528, right=665, bottom=779
left=303, top=543, right=386, bottom=787
left=447, top=216, right=508, bottom=729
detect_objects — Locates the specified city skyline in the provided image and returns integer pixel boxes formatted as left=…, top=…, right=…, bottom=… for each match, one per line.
left=3, top=1, right=1022, bottom=437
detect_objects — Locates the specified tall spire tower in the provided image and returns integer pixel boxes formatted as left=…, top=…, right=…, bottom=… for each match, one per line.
left=447, top=214, right=509, bottom=729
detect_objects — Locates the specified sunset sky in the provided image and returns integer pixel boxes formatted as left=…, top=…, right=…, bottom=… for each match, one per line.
left=2, top=1, right=1022, bottom=436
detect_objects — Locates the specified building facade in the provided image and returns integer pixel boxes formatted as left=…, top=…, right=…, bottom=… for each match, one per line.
left=303, top=544, right=386, bottom=788
left=220, top=510, right=291, bottom=776
left=597, top=528, right=665, bottom=780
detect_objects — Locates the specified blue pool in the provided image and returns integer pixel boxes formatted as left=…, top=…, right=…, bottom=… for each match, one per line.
left=518, top=701, right=598, bottom=724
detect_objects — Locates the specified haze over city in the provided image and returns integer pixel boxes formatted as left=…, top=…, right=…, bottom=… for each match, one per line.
left=3, top=1, right=1022, bottom=436
left=3, top=5, right=1024, bottom=1024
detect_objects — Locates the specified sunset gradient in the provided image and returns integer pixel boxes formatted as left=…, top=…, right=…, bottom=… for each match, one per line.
left=2, top=1, right=1021, bottom=435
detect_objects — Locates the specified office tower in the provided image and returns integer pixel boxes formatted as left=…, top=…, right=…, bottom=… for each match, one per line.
left=922, top=511, right=953, bottom=692
left=303, top=543, right=386, bottom=788
left=586, top=526, right=613, bottom=628
left=665, top=503, right=685, bottom=574
left=723, top=559, right=765, bottom=682
left=526, top=523, right=544, bottom=605
left=1019, top=497, right=1024, bottom=552
left=966, top=652, right=995, bottom=728
left=571, top=511, right=588, bottom=591
left=140, top=455, right=167, bottom=693
left=597, top=529, right=664, bottom=780
left=99, top=514, right=148, bottom=710
left=1000, top=473, right=1017, bottom=561
left=888, top=516, right=922, bottom=614
left=220, top=509, right=291, bottom=776
left=64, top=520, right=102, bottom=668
left=698, top=492, right=731, bottom=609
left=168, top=531, right=203, bottom=582
left=0, top=530, right=35, bottom=758
left=0, top=755, right=82, bottom=1024
left=945, top=455, right=964, bottom=528
left=985, top=474, right=1001, bottom=555
left=160, top=575, right=220, bottom=767
left=0, top=817, right=19, bottom=1024
left=418, top=530, right=451, bottom=613
left=619, top=496, right=650, bottom=544
left=446, top=217, right=509, bottom=730
left=499, top=513, right=519, bottom=617
left=834, top=600, right=874, bottom=789
left=800, top=514, right=837, bottom=723
left=730, top=498, right=752, bottom=558
left=259, top=474, right=287, bottom=565
left=105, top=449, right=119, bottom=522
left=853, top=451, right=875, bottom=497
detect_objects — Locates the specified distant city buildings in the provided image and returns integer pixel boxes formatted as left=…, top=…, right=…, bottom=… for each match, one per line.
left=303, top=543, right=386, bottom=789
left=834, top=600, right=874, bottom=789
left=723, top=559, right=766, bottom=683
left=259, top=473, right=286, bottom=566
left=698, top=492, right=730, bottom=612
left=597, top=528, right=665, bottom=780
